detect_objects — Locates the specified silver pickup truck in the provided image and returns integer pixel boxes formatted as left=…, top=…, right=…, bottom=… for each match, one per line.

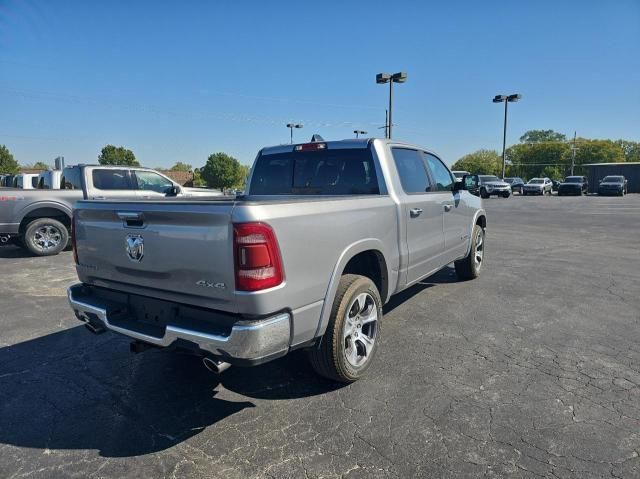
left=68, top=138, right=486, bottom=382
left=0, top=165, right=220, bottom=255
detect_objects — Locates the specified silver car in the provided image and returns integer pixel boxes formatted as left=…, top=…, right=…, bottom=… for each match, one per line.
left=478, top=175, right=511, bottom=198
left=523, top=177, right=553, bottom=196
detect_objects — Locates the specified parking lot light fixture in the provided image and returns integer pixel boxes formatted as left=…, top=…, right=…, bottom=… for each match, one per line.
left=286, top=123, right=303, bottom=144
left=376, top=72, right=407, bottom=139
left=353, top=130, right=367, bottom=138
left=492, top=93, right=522, bottom=178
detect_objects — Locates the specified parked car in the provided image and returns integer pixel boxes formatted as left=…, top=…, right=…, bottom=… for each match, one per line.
left=13, top=173, right=40, bottom=189
left=558, top=176, right=588, bottom=196
left=0, top=174, right=16, bottom=187
left=67, top=138, right=487, bottom=383
left=478, top=175, right=511, bottom=198
left=37, top=170, right=63, bottom=189
left=452, top=170, right=470, bottom=182
left=523, top=177, right=553, bottom=195
left=503, top=177, right=525, bottom=195
left=597, top=175, right=628, bottom=196
left=551, top=179, right=562, bottom=192
left=0, top=165, right=222, bottom=256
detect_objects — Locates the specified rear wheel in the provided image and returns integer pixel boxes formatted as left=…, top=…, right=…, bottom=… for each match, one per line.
left=455, top=224, right=484, bottom=281
left=23, top=218, right=69, bottom=256
left=480, top=188, right=489, bottom=199
left=308, top=274, right=381, bottom=383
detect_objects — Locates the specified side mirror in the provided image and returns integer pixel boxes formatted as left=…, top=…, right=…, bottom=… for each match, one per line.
left=169, top=185, right=181, bottom=196
left=464, top=174, right=479, bottom=191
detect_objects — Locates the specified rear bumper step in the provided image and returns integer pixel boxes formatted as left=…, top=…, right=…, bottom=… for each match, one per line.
left=67, top=283, right=291, bottom=362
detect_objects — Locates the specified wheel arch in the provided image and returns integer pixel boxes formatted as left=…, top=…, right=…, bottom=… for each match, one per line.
left=18, top=205, right=72, bottom=233
left=314, top=239, right=393, bottom=339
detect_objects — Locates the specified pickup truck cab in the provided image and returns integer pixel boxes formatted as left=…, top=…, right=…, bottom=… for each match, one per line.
left=68, top=138, right=486, bottom=382
left=0, top=165, right=221, bottom=255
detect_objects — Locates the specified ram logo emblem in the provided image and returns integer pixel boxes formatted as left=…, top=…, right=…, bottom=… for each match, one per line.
left=125, top=235, right=144, bottom=263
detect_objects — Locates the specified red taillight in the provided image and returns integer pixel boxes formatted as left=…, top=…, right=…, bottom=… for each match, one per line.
left=233, top=222, right=283, bottom=291
left=71, top=212, right=78, bottom=264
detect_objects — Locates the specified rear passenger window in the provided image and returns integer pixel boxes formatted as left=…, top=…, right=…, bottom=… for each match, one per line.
left=391, top=148, right=432, bottom=194
left=61, top=167, right=82, bottom=189
left=92, top=169, right=133, bottom=190
left=424, top=153, right=453, bottom=192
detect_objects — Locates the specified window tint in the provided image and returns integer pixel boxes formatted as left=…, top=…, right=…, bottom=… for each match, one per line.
left=424, top=153, right=454, bottom=191
left=62, top=167, right=82, bottom=189
left=92, top=169, right=133, bottom=190
left=30, top=176, right=39, bottom=188
left=134, top=170, right=174, bottom=193
left=391, top=148, right=431, bottom=193
left=250, top=148, right=380, bottom=195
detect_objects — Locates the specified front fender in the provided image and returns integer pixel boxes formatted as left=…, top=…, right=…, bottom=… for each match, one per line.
left=313, top=238, right=394, bottom=339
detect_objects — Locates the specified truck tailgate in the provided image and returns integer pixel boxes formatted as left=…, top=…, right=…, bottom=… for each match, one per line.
left=74, top=200, right=237, bottom=310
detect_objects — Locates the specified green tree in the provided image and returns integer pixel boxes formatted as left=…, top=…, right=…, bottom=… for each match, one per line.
left=568, top=139, right=624, bottom=172
left=615, top=139, right=640, bottom=163
left=169, top=161, right=192, bottom=172
left=201, top=152, right=244, bottom=190
left=98, top=144, right=139, bottom=166
left=451, top=149, right=501, bottom=175
left=507, top=142, right=570, bottom=180
left=0, top=144, right=19, bottom=174
left=519, top=130, right=567, bottom=143
left=31, top=161, right=49, bottom=170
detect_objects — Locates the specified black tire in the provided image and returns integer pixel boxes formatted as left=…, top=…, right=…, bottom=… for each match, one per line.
left=23, top=218, right=69, bottom=256
left=502, top=192, right=510, bottom=198
left=308, top=274, right=382, bottom=383
left=455, top=224, right=485, bottom=281
left=480, top=188, right=489, bottom=199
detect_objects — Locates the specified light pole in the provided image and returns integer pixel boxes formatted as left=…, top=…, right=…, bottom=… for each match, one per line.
left=376, top=72, right=407, bottom=139
left=353, top=130, right=367, bottom=138
left=286, top=123, right=303, bottom=144
left=492, top=93, right=522, bottom=178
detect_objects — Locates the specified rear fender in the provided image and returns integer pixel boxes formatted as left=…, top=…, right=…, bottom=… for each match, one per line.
left=313, top=238, right=392, bottom=339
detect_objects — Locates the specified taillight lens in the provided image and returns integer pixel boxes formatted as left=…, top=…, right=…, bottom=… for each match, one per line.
left=71, top=212, right=78, bottom=264
left=233, top=222, right=283, bottom=291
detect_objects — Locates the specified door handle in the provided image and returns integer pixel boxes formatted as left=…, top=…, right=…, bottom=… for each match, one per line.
left=444, top=204, right=453, bottom=212
left=409, top=208, right=423, bottom=217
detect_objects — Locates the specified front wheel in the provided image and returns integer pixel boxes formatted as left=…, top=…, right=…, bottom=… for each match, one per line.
left=455, top=224, right=485, bottom=280
left=23, top=218, right=69, bottom=256
left=308, top=275, right=382, bottom=383
left=502, top=192, right=510, bottom=198
left=480, top=188, right=489, bottom=199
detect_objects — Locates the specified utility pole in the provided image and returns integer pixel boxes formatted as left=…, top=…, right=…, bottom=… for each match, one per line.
left=570, top=131, right=578, bottom=176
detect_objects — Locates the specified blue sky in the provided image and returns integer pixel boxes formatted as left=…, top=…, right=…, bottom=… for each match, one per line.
left=1, top=0, right=638, bottom=168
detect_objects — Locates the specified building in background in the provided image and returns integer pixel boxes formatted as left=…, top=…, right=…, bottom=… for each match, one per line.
left=585, top=163, right=640, bottom=194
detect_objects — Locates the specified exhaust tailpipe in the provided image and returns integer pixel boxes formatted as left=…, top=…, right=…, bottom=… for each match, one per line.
left=202, top=357, right=231, bottom=374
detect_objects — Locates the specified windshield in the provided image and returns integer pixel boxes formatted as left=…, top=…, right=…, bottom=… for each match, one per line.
left=602, top=176, right=623, bottom=182
left=250, top=147, right=380, bottom=195
left=480, top=176, right=500, bottom=183
left=453, top=171, right=467, bottom=178
left=564, top=177, right=583, bottom=183
left=503, top=178, right=515, bottom=184
left=529, top=179, right=544, bottom=184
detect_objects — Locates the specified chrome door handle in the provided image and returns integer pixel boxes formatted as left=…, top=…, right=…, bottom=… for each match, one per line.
left=409, top=208, right=423, bottom=217
left=444, top=204, right=452, bottom=212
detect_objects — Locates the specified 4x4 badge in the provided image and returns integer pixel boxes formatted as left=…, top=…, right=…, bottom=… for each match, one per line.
left=125, top=235, right=144, bottom=262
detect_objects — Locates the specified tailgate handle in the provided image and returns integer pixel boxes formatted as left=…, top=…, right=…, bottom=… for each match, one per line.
left=117, top=211, right=145, bottom=228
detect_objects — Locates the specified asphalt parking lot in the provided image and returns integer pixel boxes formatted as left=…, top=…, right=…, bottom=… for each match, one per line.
left=1, top=194, right=639, bottom=478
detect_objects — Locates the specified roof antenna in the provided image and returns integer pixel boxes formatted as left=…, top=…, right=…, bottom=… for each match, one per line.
left=310, top=134, right=324, bottom=142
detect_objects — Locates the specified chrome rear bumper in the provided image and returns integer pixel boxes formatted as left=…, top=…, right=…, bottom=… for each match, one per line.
left=67, top=283, right=291, bottom=362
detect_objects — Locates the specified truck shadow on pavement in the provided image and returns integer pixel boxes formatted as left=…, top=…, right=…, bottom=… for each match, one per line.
left=0, top=325, right=342, bottom=458
left=0, top=267, right=457, bottom=458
